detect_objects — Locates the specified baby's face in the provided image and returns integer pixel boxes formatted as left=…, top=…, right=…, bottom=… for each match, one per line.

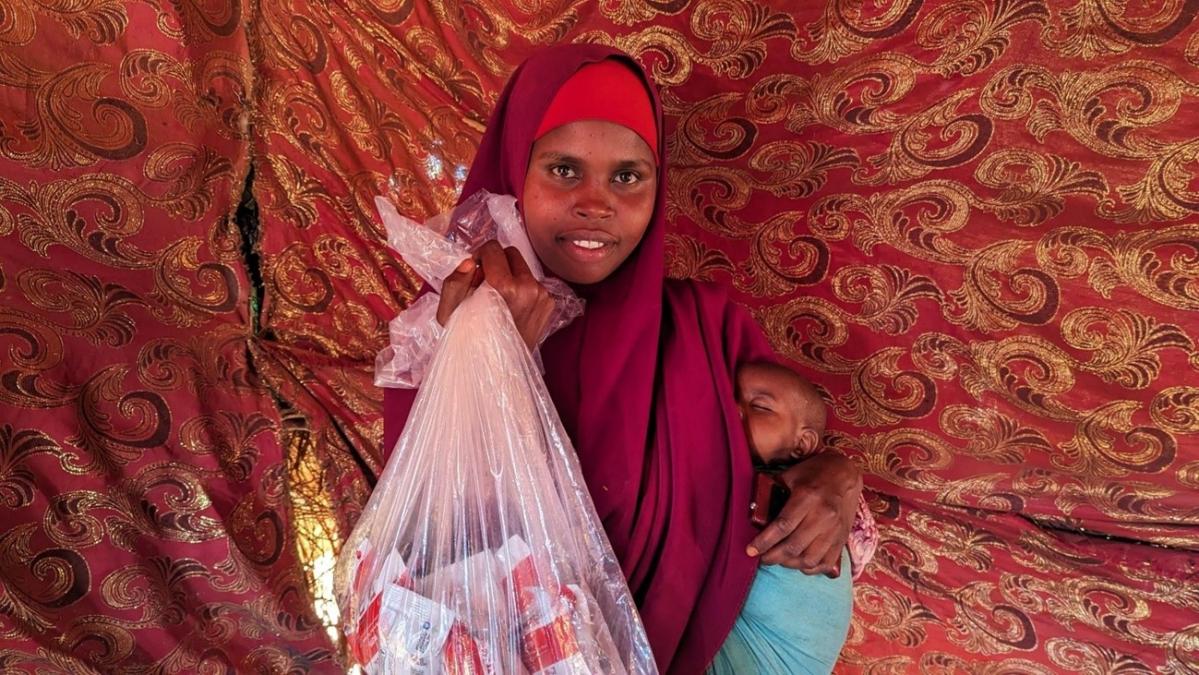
left=736, top=365, right=812, bottom=466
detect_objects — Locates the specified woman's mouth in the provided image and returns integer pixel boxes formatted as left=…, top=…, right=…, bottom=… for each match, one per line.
left=557, top=231, right=617, bottom=262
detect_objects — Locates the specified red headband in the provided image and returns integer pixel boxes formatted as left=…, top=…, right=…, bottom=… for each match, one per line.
left=533, top=59, right=658, bottom=155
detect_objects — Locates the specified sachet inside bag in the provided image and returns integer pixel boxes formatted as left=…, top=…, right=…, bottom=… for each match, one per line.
left=335, top=191, right=657, bottom=674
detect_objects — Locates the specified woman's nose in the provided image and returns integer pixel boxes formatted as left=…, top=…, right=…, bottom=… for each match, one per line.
left=573, top=180, right=614, bottom=220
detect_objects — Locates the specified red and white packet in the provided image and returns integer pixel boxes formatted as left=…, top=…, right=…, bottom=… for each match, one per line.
left=344, top=540, right=415, bottom=669
left=563, top=584, right=626, bottom=675
left=427, top=549, right=503, bottom=626
left=442, top=621, right=492, bottom=675
left=424, top=550, right=505, bottom=675
left=496, top=536, right=597, bottom=674
left=378, top=585, right=457, bottom=672
left=349, top=535, right=624, bottom=674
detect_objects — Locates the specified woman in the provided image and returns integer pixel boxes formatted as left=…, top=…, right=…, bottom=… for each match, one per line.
left=382, top=44, right=869, bottom=673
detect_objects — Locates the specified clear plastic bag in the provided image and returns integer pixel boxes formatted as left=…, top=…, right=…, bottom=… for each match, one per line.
left=339, top=192, right=657, bottom=674
left=374, top=191, right=582, bottom=388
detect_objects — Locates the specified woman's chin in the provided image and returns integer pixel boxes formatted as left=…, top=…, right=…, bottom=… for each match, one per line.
left=545, top=260, right=615, bottom=286
left=560, top=269, right=610, bottom=286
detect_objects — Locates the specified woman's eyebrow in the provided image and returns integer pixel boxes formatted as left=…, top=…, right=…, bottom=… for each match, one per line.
left=615, top=159, right=655, bottom=171
left=534, top=150, right=580, bottom=163
left=533, top=151, right=654, bottom=167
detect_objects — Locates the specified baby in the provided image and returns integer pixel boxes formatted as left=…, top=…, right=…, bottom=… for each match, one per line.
left=712, top=361, right=851, bottom=675
left=736, top=361, right=827, bottom=469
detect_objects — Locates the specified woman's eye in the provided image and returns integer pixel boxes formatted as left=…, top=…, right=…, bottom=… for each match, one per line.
left=750, top=403, right=772, bottom=413
left=614, top=170, right=640, bottom=185
left=550, top=164, right=578, bottom=179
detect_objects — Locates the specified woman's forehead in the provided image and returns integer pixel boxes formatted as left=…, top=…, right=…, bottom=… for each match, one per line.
left=530, top=120, right=657, bottom=164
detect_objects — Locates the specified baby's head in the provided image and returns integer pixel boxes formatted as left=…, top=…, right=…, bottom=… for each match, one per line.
left=736, top=362, right=827, bottom=467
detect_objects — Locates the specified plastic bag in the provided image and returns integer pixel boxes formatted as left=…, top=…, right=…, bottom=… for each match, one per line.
left=374, top=191, right=583, bottom=388
left=337, top=192, right=657, bottom=674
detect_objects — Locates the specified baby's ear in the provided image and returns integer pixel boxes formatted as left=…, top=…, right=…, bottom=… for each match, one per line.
left=795, top=427, right=820, bottom=456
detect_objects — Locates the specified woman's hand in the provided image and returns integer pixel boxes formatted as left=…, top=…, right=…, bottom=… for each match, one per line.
left=746, top=452, right=862, bottom=577
left=436, top=240, right=555, bottom=349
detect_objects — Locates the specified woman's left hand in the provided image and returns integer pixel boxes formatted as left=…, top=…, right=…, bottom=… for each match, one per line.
left=746, top=452, right=862, bottom=577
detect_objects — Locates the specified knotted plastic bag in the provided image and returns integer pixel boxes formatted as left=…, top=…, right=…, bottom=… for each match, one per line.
left=335, top=191, right=657, bottom=674
left=373, top=191, right=581, bottom=389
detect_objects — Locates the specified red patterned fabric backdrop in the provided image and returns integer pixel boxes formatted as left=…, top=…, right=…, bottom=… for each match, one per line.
left=0, top=2, right=340, bottom=672
left=0, top=1, right=1196, bottom=672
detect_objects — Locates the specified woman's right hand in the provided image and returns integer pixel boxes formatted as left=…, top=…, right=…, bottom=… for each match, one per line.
left=436, top=240, right=555, bottom=349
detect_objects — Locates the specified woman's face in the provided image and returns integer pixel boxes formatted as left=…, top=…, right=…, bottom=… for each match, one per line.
left=521, top=120, right=657, bottom=285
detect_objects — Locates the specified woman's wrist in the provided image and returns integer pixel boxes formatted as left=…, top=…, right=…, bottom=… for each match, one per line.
left=782, top=452, right=861, bottom=498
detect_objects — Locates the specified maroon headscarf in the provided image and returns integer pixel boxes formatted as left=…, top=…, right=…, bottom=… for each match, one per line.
left=383, top=44, right=777, bottom=673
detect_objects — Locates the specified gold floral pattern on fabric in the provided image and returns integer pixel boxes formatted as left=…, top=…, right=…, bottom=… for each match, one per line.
left=268, top=1, right=1192, bottom=668
left=0, top=1, right=338, bottom=671
left=1, top=0, right=1196, bottom=671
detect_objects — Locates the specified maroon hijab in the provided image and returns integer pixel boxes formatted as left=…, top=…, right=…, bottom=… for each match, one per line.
left=383, top=44, right=777, bottom=673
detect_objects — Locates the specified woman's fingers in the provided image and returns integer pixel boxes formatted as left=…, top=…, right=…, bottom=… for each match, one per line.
left=758, top=520, right=840, bottom=575
left=758, top=511, right=819, bottom=567
left=503, top=246, right=555, bottom=345
left=436, top=240, right=558, bottom=348
left=436, top=258, right=477, bottom=326
left=747, top=492, right=808, bottom=559
left=467, top=241, right=556, bottom=348
left=749, top=480, right=848, bottom=576
left=785, top=527, right=839, bottom=575
left=816, top=540, right=843, bottom=578
left=504, top=246, right=535, bottom=281
left=751, top=452, right=863, bottom=567
left=478, top=240, right=514, bottom=290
